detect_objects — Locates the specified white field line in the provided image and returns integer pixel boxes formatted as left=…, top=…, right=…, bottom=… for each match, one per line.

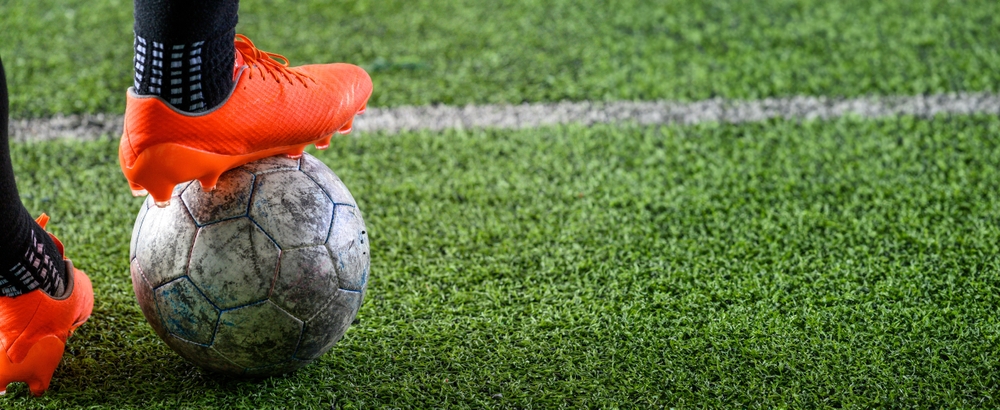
left=10, top=92, right=1000, bottom=142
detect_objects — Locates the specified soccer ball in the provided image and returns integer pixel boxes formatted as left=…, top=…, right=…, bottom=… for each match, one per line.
left=128, top=153, right=370, bottom=376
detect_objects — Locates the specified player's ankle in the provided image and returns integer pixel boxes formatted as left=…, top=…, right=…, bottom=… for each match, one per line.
left=0, top=212, right=68, bottom=298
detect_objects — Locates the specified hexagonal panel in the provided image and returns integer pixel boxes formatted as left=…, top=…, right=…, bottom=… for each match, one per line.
left=182, top=169, right=254, bottom=225
left=300, top=154, right=356, bottom=205
left=162, top=333, right=246, bottom=375
left=271, top=245, right=338, bottom=319
left=214, top=301, right=303, bottom=368
left=130, top=200, right=150, bottom=262
left=154, top=277, right=220, bottom=346
left=327, top=205, right=369, bottom=291
left=250, top=170, right=333, bottom=249
left=295, top=288, right=362, bottom=360
left=135, top=198, right=198, bottom=287
left=242, top=155, right=300, bottom=175
left=188, top=218, right=279, bottom=309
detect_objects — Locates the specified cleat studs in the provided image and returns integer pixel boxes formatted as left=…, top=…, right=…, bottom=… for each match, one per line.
left=28, top=378, right=49, bottom=397
left=198, top=174, right=221, bottom=192
left=131, top=188, right=149, bottom=197
left=155, top=200, right=171, bottom=208
left=338, top=118, right=354, bottom=135
left=357, top=103, right=367, bottom=115
left=285, top=147, right=305, bottom=159
left=315, top=135, right=333, bottom=150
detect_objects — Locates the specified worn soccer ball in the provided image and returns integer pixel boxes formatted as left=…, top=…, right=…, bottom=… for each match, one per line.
left=128, top=153, right=370, bottom=376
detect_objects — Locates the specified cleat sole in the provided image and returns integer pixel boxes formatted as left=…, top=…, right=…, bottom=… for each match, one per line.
left=120, top=136, right=334, bottom=204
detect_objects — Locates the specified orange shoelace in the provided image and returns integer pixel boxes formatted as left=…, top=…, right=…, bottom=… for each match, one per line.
left=235, top=34, right=313, bottom=86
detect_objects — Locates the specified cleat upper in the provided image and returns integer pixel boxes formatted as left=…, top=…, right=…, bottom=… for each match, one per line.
left=119, top=34, right=372, bottom=204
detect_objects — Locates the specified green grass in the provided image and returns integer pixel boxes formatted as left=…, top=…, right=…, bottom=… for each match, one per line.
left=2, top=0, right=1000, bottom=116
left=6, top=115, right=1000, bottom=408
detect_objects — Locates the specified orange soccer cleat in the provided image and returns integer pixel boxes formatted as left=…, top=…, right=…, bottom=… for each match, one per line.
left=0, top=214, right=94, bottom=397
left=119, top=34, right=372, bottom=206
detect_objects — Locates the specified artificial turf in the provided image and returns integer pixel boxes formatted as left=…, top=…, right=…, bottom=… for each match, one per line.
left=5, top=115, right=1000, bottom=408
left=2, top=0, right=1000, bottom=116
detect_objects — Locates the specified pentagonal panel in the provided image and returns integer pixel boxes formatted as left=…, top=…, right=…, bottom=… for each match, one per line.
left=135, top=197, right=198, bottom=287
left=250, top=170, right=333, bottom=249
left=162, top=333, right=246, bottom=375
left=182, top=169, right=254, bottom=225
left=295, top=288, right=363, bottom=360
left=188, top=218, right=279, bottom=309
left=154, top=277, right=220, bottom=346
left=242, top=155, right=300, bottom=175
left=327, top=205, right=370, bottom=291
left=300, top=154, right=356, bottom=205
left=271, top=245, right=338, bottom=319
left=214, top=301, right=303, bottom=368
left=130, top=200, right=150, bottom=262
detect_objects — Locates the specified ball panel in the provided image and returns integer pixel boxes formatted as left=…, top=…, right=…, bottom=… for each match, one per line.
left=130, top=259, right=170, bottom=342
left=182, top=169, right=254, bottom=225
left=295, top=288, right=362, bottom=360
left=188, top=218, right=278, bottom=309
left=250, top=170, right=333, bottom=249
left=241, top=155, right=300, bottom=175
left=162, top=334, right=247, bottom=375
left=299, top=154, right=356, bottom=206
left=136, top=198, right=198, bottom=288
left=327, top=205, right=370, bottom=291
left=154, top=277, right=220, bottom=346
left=272, top=245, right=338, bottom=319
left=214, top=301, right=303, bottom=368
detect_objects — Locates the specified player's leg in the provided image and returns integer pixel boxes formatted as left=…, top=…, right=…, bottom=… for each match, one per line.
left=0, top=56, right=94, bottom=397
left=121, top=0, right=373, bottom=207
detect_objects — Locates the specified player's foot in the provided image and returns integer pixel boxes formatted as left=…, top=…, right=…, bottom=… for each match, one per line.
left=119, top=34, right=373, bottom=207
left=0, top=215, right=94, bottom=397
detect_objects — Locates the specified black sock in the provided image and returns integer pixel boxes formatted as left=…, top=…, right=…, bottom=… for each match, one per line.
left=0, top=56, right=68, bottom=298
left=133, top=0, right=239, bottom=112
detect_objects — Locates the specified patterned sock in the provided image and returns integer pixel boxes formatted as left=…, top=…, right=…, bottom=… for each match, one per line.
left=133, top=0, right=240, bottom=112
left=0, top=55, right=68, bottom=298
